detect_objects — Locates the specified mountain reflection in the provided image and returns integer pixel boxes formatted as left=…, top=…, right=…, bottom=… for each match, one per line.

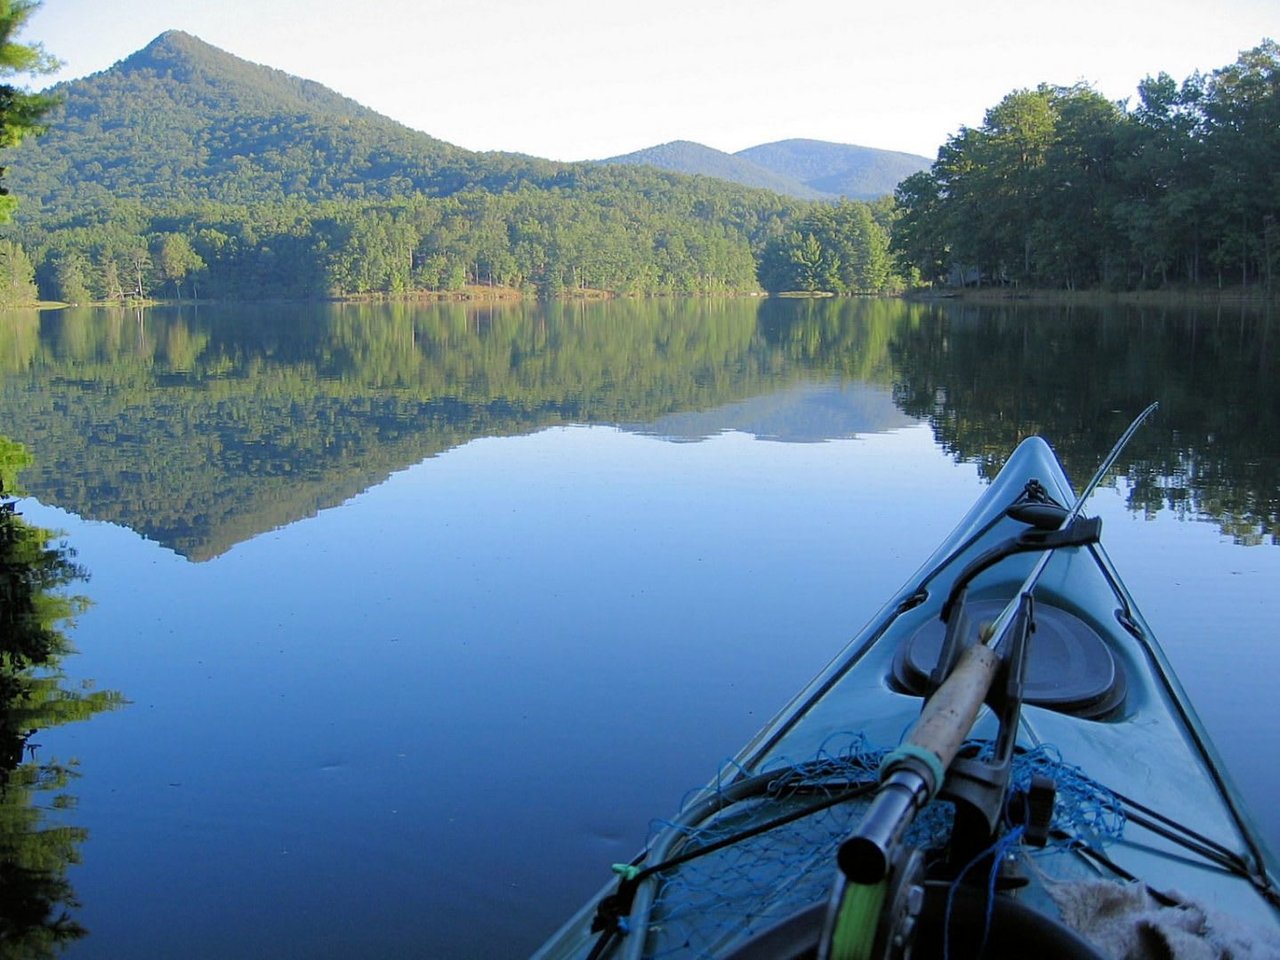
left=0, top=299, right=894, bottom=559
left=1, top=444, right=124, bottom=956
left=0, top=297, right=1276, bottom=557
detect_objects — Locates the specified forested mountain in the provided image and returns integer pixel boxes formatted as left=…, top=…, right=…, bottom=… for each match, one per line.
left=1, top=32, right=1272, bottom=301
left=602, top=138, right=931, bottom=201
left=1, top=32, right=901, bottom=301
left=4, top=30, right=547, bottom=217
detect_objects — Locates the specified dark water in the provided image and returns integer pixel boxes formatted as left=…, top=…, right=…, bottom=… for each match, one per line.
left=1, top=297, right=1277, bottom=957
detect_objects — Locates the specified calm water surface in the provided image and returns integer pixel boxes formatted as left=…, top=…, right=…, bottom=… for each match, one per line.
left=1, top=297, right=1277, bottom=958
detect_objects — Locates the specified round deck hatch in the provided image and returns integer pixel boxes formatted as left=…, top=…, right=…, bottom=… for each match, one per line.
left=890, top=599, right=1126, bottom=719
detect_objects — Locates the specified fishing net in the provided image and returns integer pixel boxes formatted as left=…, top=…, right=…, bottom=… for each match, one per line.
left=638, top=734, right=1126, bottom=959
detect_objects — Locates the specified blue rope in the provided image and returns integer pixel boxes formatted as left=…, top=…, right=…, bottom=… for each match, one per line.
left=1010, top=743, right=1126, bottom=845
left=943, top=825, right=1026, bottom=960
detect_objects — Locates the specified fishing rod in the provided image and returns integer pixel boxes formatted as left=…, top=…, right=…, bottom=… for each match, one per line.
left=834, top=403, right=1160, bottom=888
left=979, top=403, right=1160, bottom=654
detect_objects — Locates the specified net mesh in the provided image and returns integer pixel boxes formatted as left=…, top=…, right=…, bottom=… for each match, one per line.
left=638, top=734, right=1125, bottom=959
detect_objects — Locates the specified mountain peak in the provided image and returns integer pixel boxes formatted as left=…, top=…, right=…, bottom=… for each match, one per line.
left=6, top=31, right=471, bottom=215
left=119, top=30, right=229, bottom=77
left=144, top=29, right=207, bottom=51
left=97, top=30, right=391, bottom=126
left=735, top=140, right=931, bottom=199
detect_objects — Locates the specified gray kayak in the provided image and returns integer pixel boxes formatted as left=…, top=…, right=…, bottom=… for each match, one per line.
left=533, top=436, right=1280, bottom=959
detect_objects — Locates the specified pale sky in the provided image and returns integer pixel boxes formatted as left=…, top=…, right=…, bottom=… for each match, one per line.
left=23, top=0, right=1278, bottom=162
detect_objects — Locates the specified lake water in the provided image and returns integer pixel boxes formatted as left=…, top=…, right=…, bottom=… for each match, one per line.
left=1, top=297, right=1277, bottom=957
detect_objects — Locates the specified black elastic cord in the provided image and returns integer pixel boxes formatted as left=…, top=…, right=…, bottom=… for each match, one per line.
left=635, top=779, right=879, bottom=884
left=587, top=772, right=880, bottom=949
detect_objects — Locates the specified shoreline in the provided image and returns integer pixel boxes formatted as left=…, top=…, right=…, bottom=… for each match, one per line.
left=904, top=286, right=1276, bottom=306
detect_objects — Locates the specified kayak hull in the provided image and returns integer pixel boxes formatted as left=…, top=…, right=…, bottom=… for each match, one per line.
left=534, top=436, right=1280, bottom=959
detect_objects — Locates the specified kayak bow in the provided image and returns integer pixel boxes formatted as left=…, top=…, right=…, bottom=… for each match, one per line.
left=533, top=431, right=1280, bottom=960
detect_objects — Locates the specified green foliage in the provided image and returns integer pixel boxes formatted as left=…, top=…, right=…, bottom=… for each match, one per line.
left=0, top=0, right=60, bottom=224
left=892, top=41, right=1280, bottom=293
left=0, top=237, right=34, bottom=304
left=0, top=2, right=56, bottom=78
left=35, top=247, right=90, bottom=304
left=758, top=200, right=898, bottom=293
left=12, top=183, right=798, bottom=301
left=892, top=171, right=947, bottom=284
left=152, top=233, right=204, bottom=300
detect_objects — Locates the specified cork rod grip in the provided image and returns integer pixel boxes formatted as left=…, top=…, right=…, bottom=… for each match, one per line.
left=906, top=643, right=1001, bottom=772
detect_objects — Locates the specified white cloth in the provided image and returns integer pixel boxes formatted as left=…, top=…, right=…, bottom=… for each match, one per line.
left=1049, top=880, right=1280, bottom=960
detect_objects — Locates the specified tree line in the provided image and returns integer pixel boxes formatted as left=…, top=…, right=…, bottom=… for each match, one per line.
left=0, top=185, right=905, bottom=304
left=893, top=40, right=1279, bottom=293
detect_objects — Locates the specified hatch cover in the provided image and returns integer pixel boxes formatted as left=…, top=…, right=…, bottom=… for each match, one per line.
left=890, top=599, right=1126, bottom=720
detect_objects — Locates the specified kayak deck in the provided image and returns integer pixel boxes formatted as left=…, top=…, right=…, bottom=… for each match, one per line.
left=534, top=437, right=1280, bottom=959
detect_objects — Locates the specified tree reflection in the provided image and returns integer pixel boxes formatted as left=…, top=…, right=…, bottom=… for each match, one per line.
left=885, top=301, right=1280, bottom=544
left=0, top=299, right=1278, bottom=555
left=753, top=296, right=1280, bottom=543
left=1, top=439, right=123, bottom=957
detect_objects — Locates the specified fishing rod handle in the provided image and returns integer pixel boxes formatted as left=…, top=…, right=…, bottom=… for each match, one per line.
left=906, top=642, right=1000, bottom=771
left=838, top=644, right=1001, bottom=884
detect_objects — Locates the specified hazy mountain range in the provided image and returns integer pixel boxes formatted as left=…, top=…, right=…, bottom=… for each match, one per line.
left=601, top=139, right=931, bottom=201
